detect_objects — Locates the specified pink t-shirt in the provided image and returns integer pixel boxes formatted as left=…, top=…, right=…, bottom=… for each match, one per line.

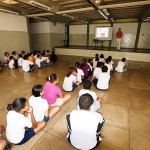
left=43, top=82, right=62, bottom=105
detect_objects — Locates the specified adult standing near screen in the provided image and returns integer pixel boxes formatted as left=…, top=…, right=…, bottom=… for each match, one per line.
left=116, top=28, right=123, bottom=50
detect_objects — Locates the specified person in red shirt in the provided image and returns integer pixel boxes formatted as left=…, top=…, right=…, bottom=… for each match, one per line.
left=116, top=28, right=123, bottom=50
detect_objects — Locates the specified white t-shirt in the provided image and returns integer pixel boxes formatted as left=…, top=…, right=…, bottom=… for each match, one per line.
left=79, top=89, right=97, bottom=101
left=28, top=96, right=49, bottom=122
left=93, top=61, right=98, bottom=69
left=99, top=58, right=105, bottom=63
left=41, top=57, right=50, bottom=63
left=22, top=60, right=34, bottom=72
left=93, top=67, right=102, bottom=79
left=115, top=61, right=125, bottom=72
left=63, top=74, right=77, bottom=91
left=105, top=63, right=113, bottom=74
left=77, top=68, right=84, bottom=83
left=69, top=110, right=103, bottom=150
left=13, top=55, right=18, bottom=59
left=4, top=56, right=10, bottom=63
left=35, top=58, right=43, bottom=67
left=8, top=60, right=14, bottom=69
left=6, top=111, right=32, bottom=144
left=34, top=55, right=37, bottom=60
left=87, top=63, right=93, bottom=71
left=97, top=72, right=110, bottom=90
left=18, top=58, right=24, bottom=67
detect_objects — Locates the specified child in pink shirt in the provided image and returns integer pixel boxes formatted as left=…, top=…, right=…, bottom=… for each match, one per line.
left=43, top=74, right=71, bottom=106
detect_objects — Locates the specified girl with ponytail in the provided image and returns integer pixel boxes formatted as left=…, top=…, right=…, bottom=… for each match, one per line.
left=6, top=98, right=46, bottom=145
left=43, top=74, right=71, bottom=106
left=63, top=67, right=80, bottom=92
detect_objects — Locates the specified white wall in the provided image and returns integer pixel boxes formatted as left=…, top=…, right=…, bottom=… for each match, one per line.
left=0, top=12, right=27, bottom=31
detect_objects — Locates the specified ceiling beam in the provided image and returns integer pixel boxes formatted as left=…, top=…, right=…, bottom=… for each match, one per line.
left=139, top=5, right=150, bottom=22
left=26, top=0, right=150, bottom=17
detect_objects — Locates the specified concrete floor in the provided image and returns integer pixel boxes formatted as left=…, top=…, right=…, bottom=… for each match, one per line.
left=0, top=55, right=150, bottom=150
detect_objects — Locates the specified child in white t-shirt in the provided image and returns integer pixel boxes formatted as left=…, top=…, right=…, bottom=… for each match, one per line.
left=4, top=52, right=10, bottom=64
left=28, top=85, right=60, bottom=122
left=92, top=62, right=103, bottom=85
left=63, top=67, right=80, bottom=92
left=93, top=54, right=99, bottom=62
left=96, top=66, right=110, bottom=90
left=22, top=55, right=36, bottom=72
left=105, top=58, right=114, bottom=75
left=87, top=59, right=93, bottom=76
left=107, top=56, right=114, bottom=68
left=35, top=55, right=45, bottom=68
left=93, top=57, right=99, bottom=69
left=12, top=51, right=18, bottom=60
left=8, top=56, right=16, bottom=70
left=115, top=58, right=127, bottom=72
left=18, top=54, right=24, bottom=67
left=75, top=62, right=85, bottom=83
left=78, top=80, right=103, bottom=111
left=99, top=54, right=105, bottom=63
left=66, top=94, right=105, bottom=150
left=6, top=98, right=46, bottom=145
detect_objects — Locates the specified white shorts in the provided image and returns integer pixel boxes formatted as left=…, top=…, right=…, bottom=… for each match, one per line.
left=51, top=98, right=63, bottom=106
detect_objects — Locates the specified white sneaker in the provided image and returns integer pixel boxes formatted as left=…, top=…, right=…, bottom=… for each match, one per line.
left=99, top=136, right=102, bottom=142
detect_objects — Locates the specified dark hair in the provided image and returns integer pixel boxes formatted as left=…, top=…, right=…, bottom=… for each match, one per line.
left=106, top=58, right=111, bottom=64
left=95, top=54, right=99, bottom=59
left=24, top=55, right=28, bottom=60
left=9, top=56, right=14, bottom=60
left=83, top=80, right=92, bottom=89
left=47, top=50, right=50, bottom=52
left=97, top=62, right=103, bottom=67
left=5, top=52, right=8, bottom=56
left=100, top=54, right=104, bottom=58
left=12, top=51, right=16, bottom=55
left=79, top=94, right=93, bottom=110
left=37, top=54, right=41, bottom=58
left=27, top=53, right=31, bottom=57
left=46, top=74, right=57, bottom=83
left=88, top=59, right=93, bottom=67
left=21, top=51, right=25, bottom=54
left=66, top=67, right=76, bottom=77
left=75, top=62, right=80, bottom=68
left=32, top=85, right=42, bottom=97
left=108, top=56, right=112, bottom=61
left=19, top=54, right=22, bottom=58
left=7, top=98, right=26, bottom=112
left=81, top=58, right=87, bottom=68
left=102, top=66, right=108, bottom=72
left=122, top=58, right=126, bottom=62
left=95, top=57, right=99, bottom=61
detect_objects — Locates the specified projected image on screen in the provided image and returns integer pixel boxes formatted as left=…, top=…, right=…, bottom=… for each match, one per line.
left=96, top=28, right=109, bottom=38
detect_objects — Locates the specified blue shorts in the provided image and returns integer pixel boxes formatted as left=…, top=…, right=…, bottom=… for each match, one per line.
left=93, top=100, right=100, bottom=111
left=72, top=84, right=78, bottom=91
left=43, top=116, right=50, bottom=122
left=15, top=128, right=35, bottom=145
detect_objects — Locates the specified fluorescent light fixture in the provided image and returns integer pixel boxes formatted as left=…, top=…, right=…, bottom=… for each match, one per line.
left=34, top=16, right=48, bottom=21
left=94, top=0, right=101, bottom=4
left=102, top=9, right=110, bottom=16
left=2, top=0, right=18, bottom=4
left=81, top=20, right=88, bottom=24
left=0, top=8, right=19, bottom=15
left=111, top=18, right=114, bottom=22
left=63, top=14, right=75, bottom=19
left=29, top=1, right=51, bottom=11
left=98, top=10, right=108, bottom=20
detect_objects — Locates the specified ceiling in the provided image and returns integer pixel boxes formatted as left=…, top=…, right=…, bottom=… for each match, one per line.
left=0, top=0, right=150, bottom=24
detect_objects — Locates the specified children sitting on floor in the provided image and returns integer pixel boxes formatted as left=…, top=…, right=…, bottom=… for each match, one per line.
left=4, top=52, right=10, bottom=64
left=22, top=55, right=36, bottom=72
left=35, top=55, right=45, bottom=68
left=75, top=62, right=85, bottom=83
left=28, top=85, right=60, bottom=122
left=99, top=54, right=105, bottom=63
left=78, top=80, right=103, bottom=111
left=81, top=58, right=90, bottom=78
left=87, top=59, right=93, bottom=76
left=105, top=58, right=114, bottom=75
left=92, top=62, right=103, bottom=82
left=18, top=54, right=24, bottom=67
left=12, top=51, right=18, bottom=60
left=43, top=74, right=71, bottom=106
left=9, top=56, right=16, bottom=70
left=107, top=56, right=114, bottom=68
left=115, top=58, right=127, bottom=72
left=93, top=57, right=99, bottom=69
left=50, top=50, right=57, bottom=63
left=93, top=54, right=99, bottom=62
left=6, top=98, right=46, bottom=145
left=66, top=94, right=105, bottom=150
left=94, top=66, right=110, bottom=90
left=63, top=67, right=80, bottom=92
